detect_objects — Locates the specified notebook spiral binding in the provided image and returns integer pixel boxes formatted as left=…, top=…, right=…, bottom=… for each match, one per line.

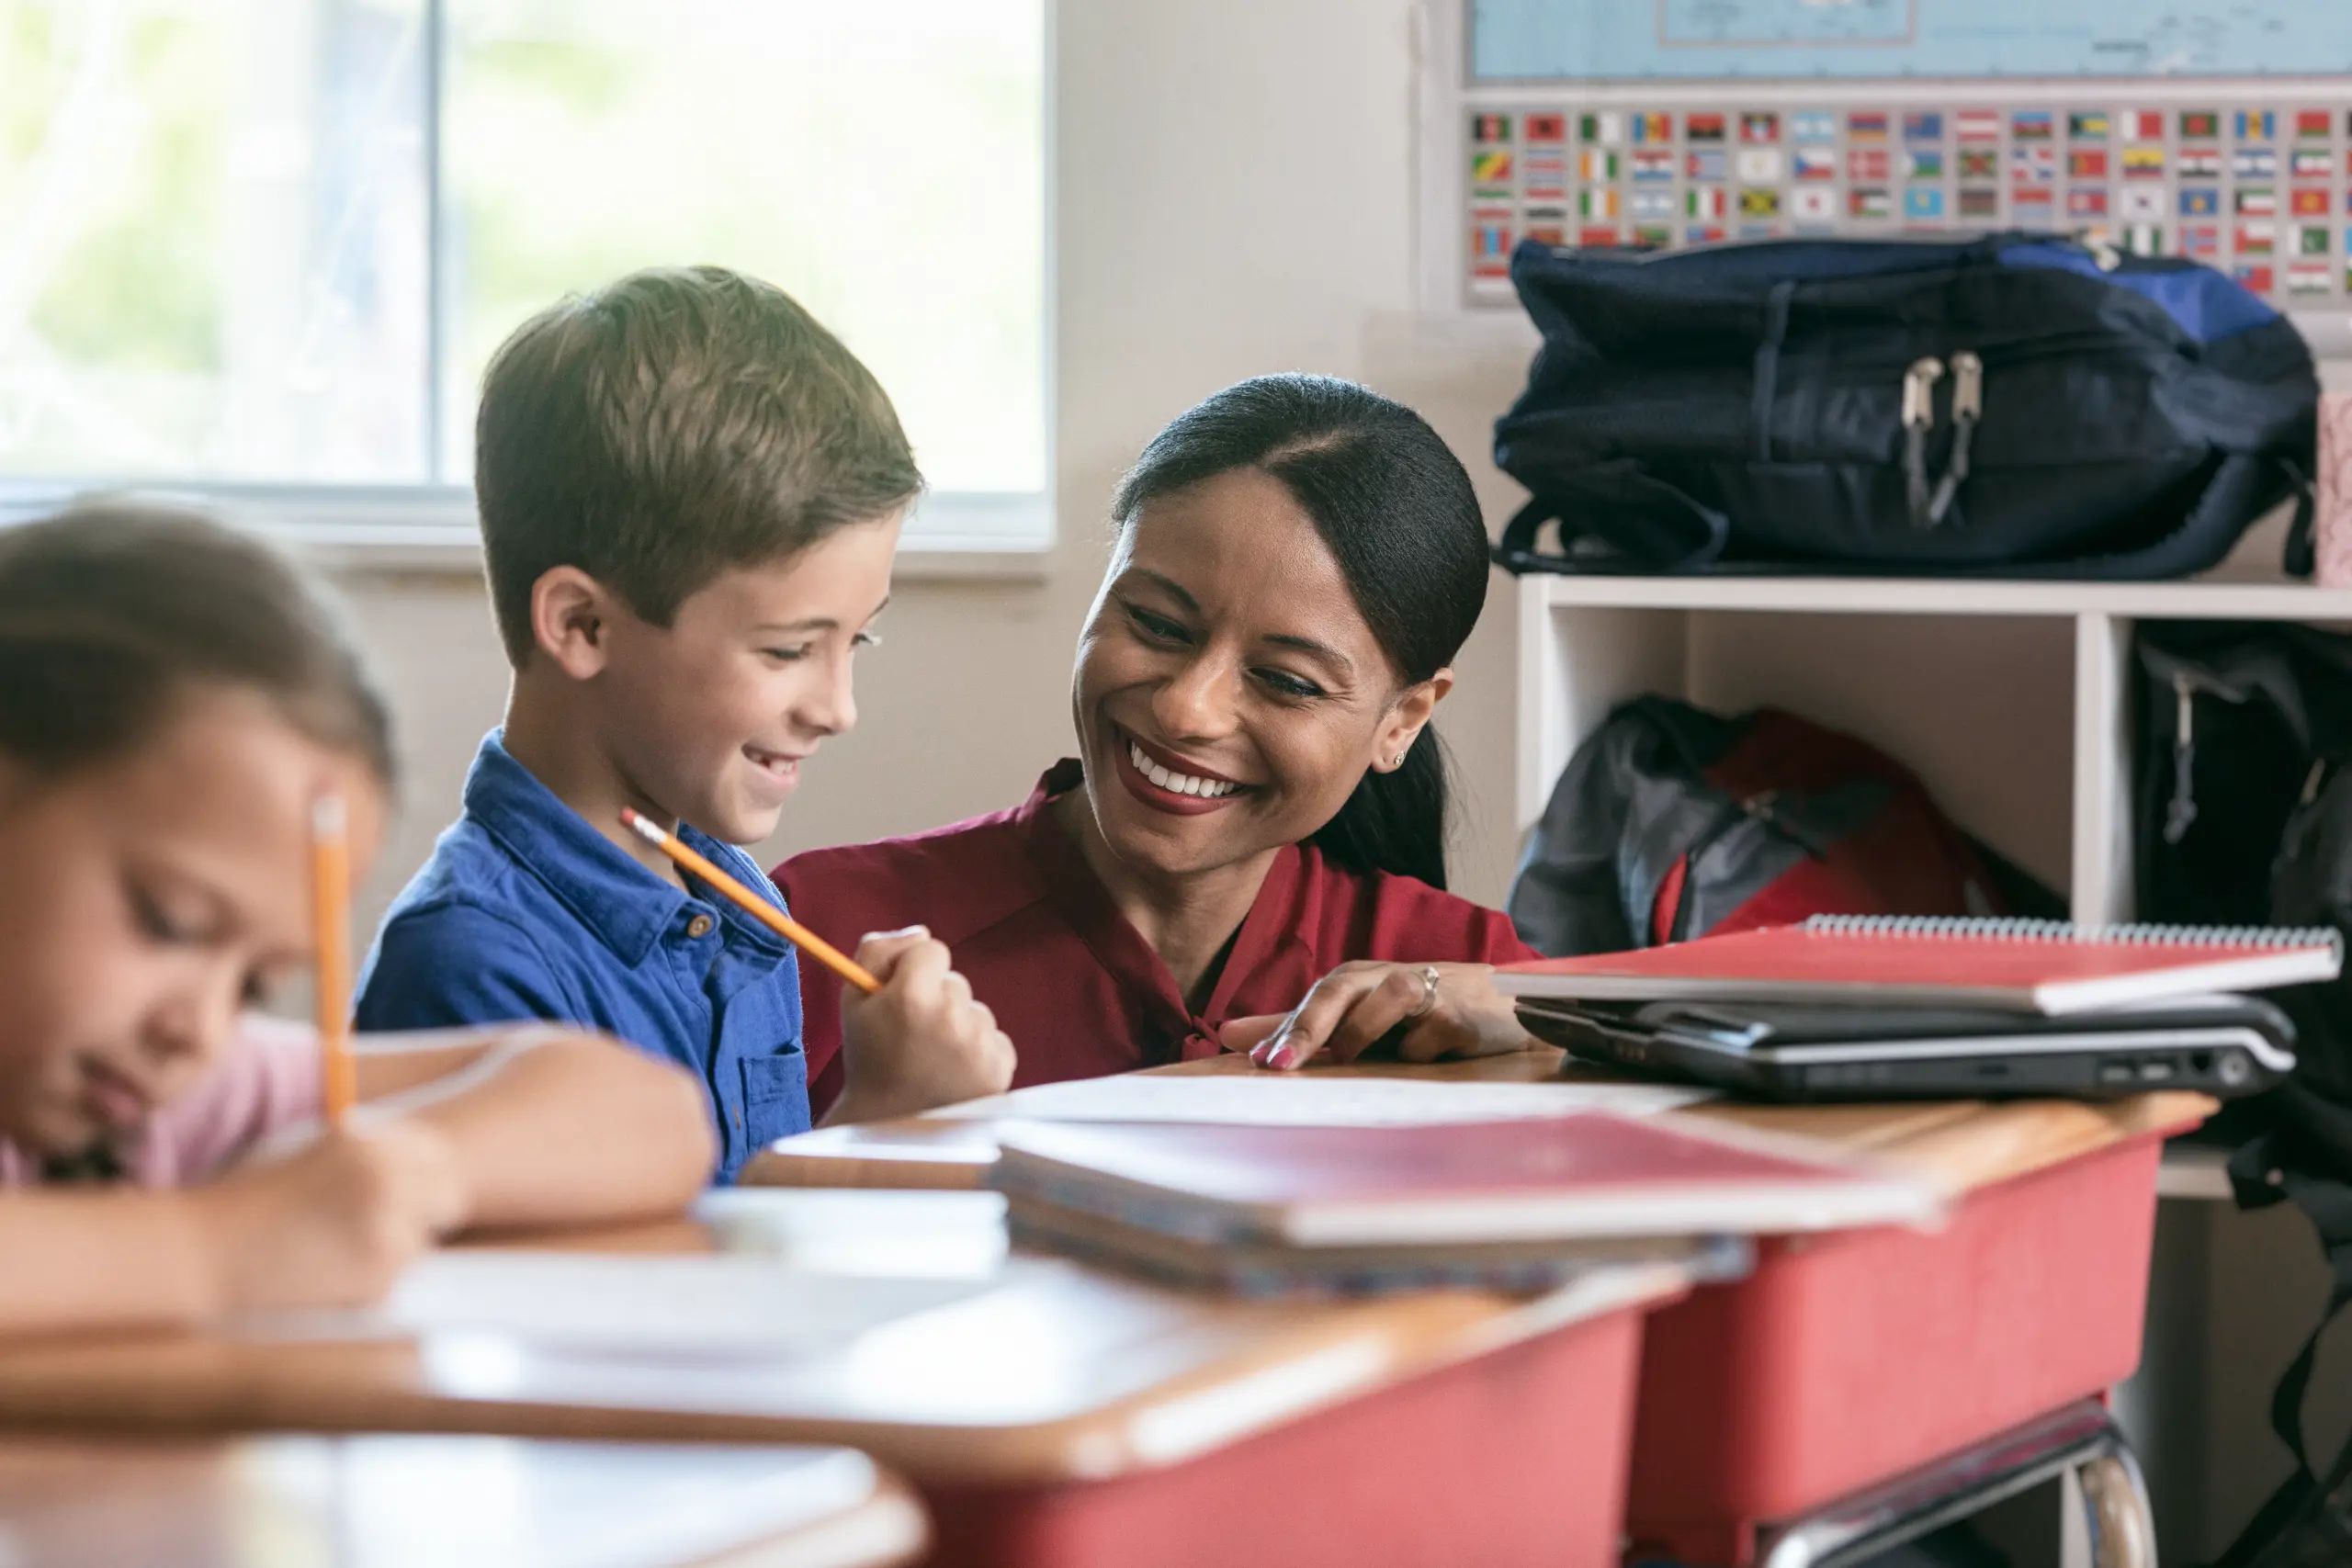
left=1803, top=914, right=2346, bottom=956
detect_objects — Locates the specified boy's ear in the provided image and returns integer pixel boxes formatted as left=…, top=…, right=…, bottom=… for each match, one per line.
left=529, top=567, right=620, bottom=680
left=1371, top=668, right=1454, bottom=773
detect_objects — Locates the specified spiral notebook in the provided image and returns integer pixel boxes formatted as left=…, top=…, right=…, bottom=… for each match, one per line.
left=1494, top=917, right=2345, bottom=1016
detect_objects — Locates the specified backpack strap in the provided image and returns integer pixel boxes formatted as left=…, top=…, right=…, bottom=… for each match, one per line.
left=2211, top=1134, right=2352, bottom=1567
left=1493, top=462, right=1732, bottom=576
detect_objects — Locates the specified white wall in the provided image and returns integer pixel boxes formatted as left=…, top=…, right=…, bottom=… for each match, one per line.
left=333, top=0, right=1546, bottom=941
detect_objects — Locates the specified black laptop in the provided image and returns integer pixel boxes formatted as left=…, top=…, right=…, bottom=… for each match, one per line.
left=1516, top=992, right=2297, bottom=1101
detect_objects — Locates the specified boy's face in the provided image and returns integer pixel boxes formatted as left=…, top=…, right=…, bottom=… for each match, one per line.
left=593, top=514, right=899, bottom=845
left=0, top=691, right=385, bottom=1158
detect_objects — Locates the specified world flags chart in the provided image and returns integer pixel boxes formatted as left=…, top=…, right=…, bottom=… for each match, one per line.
left=1466, top=98, right=2352, bottom=307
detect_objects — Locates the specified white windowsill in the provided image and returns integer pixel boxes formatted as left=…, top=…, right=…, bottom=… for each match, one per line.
left=0, top=483, right=1055, bottom=582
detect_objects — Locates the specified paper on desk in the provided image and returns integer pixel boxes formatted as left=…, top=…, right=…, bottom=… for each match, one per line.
left=237, top=1253, right=992, bottom=1356
left=924, top=1074, right=1712, bottom=1126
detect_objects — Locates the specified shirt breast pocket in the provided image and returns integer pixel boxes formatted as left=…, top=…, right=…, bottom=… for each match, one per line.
left=740, top=1051, right=811, bottom=1146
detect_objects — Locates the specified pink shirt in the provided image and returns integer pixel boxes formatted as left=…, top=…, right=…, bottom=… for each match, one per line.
left=0, top=1016, right=322, bottom=1188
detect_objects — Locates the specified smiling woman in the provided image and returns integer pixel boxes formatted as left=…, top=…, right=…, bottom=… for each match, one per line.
left=777, top=376, right=1544, bottom=1111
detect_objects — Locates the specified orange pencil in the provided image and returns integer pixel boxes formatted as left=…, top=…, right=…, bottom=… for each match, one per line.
left=619, top=807, right=882, bottom=994
left=311, top=794, right=357, bottom=1123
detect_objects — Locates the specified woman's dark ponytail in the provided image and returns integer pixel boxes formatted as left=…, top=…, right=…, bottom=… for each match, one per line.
left=1110, top=375, right=1489, bottom=890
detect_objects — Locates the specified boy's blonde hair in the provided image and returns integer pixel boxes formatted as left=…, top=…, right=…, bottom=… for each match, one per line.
left=474, top=265, right=923, bottom=666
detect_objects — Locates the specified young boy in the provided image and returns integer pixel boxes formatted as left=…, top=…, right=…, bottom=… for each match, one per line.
left=356, top=266, right=1013, bottom=1182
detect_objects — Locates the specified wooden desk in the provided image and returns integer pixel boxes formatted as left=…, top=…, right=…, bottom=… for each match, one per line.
left=741, top=1045, right=2216, bottom=1200
left=0, top=1433, right=922, bottom=1568
left=0, top=1190, right=1688, bottom=1568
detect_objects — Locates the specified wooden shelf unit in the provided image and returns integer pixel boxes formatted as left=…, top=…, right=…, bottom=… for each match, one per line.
left=1514, top=574, right=2352, bottom=928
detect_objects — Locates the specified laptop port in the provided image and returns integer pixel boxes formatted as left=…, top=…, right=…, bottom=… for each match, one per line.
left=2098, top=1058, right=2135, bottom=1084
left=2217, top=1053, right=2252, bottom=1089
left=2188, top=1051, right=2214, bottom=1076
left=2139, top=1058, right=2176, bottom=1082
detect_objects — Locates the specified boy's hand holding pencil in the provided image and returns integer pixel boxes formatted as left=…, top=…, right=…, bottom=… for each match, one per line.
left=620, top=808, right=1013, bottom=1122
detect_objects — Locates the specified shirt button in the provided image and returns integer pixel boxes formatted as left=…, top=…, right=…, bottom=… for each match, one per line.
left=685, top=913, right=716, bottom=939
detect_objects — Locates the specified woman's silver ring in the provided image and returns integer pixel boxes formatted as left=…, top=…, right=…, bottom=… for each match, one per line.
left=1404, top=964, right=1442, bottom=1022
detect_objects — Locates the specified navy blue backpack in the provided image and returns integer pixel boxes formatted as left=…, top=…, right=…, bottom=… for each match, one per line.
left=1492, top=233, right=2321, bottom=579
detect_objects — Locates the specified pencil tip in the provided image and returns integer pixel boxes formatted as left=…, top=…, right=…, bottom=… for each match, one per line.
left=311, top=795, right=346, bottom=838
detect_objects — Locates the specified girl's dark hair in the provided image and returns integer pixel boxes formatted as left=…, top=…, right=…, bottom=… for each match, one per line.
left=0, top=505, right=395, bottom=787
left=1110, top=375, right=1489, bottom=889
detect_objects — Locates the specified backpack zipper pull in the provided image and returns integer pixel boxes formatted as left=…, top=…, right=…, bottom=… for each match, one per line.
left=1902, top=357, right=1945, bottom=526
left=2164, top=672, right=2199, bottom=844
left=1924, top=351, right=1983, bottom=527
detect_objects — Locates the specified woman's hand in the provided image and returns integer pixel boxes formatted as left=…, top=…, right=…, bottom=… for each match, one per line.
left=1217, top=961, right=1533, bottom=1072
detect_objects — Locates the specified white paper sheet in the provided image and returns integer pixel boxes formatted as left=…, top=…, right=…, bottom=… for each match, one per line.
left=925, top=1074, right=1711, bottom=1126
left=238, top=1253, right=991, bottom=1356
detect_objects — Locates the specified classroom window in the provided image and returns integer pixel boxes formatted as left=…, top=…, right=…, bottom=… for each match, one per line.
left=0, top=0, right=1048, bottom=546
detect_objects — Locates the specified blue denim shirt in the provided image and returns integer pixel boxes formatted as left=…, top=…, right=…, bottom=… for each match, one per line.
left=355, top=731, right=809, bottom=1183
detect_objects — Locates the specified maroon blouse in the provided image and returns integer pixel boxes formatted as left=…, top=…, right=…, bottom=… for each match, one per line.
left=773, top=761, right=1537, bottom=1118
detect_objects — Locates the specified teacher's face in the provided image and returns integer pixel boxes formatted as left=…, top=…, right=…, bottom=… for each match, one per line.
left=1069, top=467, right=1448, bottom=880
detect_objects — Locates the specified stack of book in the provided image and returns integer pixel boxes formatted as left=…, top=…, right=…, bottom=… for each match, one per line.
left=1498, top=915, right=2340, bottom=1102
left=989, top=1111, right=1939, bottom=1296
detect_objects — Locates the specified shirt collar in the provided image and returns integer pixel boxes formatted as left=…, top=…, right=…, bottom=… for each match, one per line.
left=460, top=730, right=777, bottom=968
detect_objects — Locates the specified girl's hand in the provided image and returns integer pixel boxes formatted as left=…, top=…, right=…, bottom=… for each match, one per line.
left=1218, top=961, right=1533, bottom=1072
left=187, top=1122, right=469, bottom=1314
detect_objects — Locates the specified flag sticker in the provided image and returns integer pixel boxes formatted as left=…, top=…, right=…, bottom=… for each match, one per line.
left=2010, top=145, right=2055, bottom=182
left=1470, top=216, right=1512, bottom=277
left=2182, top=225, right=2221, bottom=259
left=2119, top=186, right=2165, bottom=220
left=1578, top=150, right=1619, bottom=182
left=1633, top=149, right=1675, bottom=182
left=2296, top=109, right=2333, bottom=140
left=2069, top=111, right=2111, bottom=141
left=1578, top=225, right=1622, bottom=247
left=1957, top=108, right=2001, bottom=141
left=2069, top=150, right=2109, bottom=180
left=2011, top=110, right=2054, bottom=141
left=2238, top=187, right=2278, bottom=217
left=2179, top=187, right=2221, bottom=217
left=1849, top=110, right=1890, bottom=141
left=2122, top=224, right=2164, bottom=255
left=1687, top=149, right=1727, bottom=180
left=1905, top=187, right=1946, bottom=220
left=2180, top=110, right=2221, bottom=140
left=1736, top=148, right=1784, bottom=182
left=1959, top=148, right=1999, bottom=181
left=2289, top=261, right=2332, bottom=296
left=1687, top=186, right=1727, bottom=220
left=1525, top=113, right=1567, bottom=144
left=1906, top=149, right=1945, bottom=181
left=1793, top=147, right=1838, bottom=182
left=2238, top=221, right=2276, bottom=254
left=2299, top=223, right=2332, bottom=254
left=2235, top=149, right=2278, bottom=178
left=1634, top=224, right=1672, bottom=248
left=1578, top=188, right=1621, bottom=218
left=1792, top=110, right=1838, bottom=142
left=2293, top=187, right=2332, bottom=217
left=1525, top=206, right=1566, bottom=244
left=2121, top=109, right=2165, bottom=141
left=1471, top=114, right=1512, bottom=145
left=2236, top=110, right=2278, bottom=141
left=1686, top=113, right=1726, bottom=143
left=1741, top=112, right=1780, bottom=143
left=1471, top=151, right=1513, bottom=192
left=1580, top=113, right=1625, bottom=145
left=1849, top=147, right=1891, bottom=183
left=1631, top=189, right=1675, bottom=219
left=1792, top=186, right=1838, bottom=221
left=1524, top=152, right=1567, bottom=199
left=1849, top=187, right=1892, bottom=220
left=2011, top=186, right=2053, bottom=209
left=2177, top=148, right=2221, bottom=178
left=1960, top=187, right=2000, bottom=218
left=2235, top=263, right=2275, bottom=293
left=1633, top=112, right=1673, bottom=143
left=1739, top=186, right=1781, bottom=218
left=1687, top=224, right=1727, bottom=243
left=2068, top=188, right=2109, bottom=219
left=1904, top=112, right=1943, bottom=142
left=2293, top=149, right=2334, bottom=180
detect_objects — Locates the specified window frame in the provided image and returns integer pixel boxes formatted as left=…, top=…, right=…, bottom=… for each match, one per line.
left=0, top=0, right=1057, bottom=570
